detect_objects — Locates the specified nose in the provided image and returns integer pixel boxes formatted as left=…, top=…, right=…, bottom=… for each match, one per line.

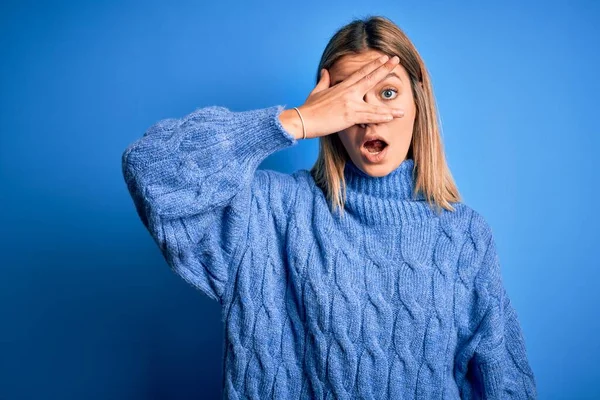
left=361, top=93, right=378, bottom=129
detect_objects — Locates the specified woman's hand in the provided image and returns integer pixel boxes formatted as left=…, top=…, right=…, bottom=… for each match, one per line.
left=279, top=54, right=405, bottom=140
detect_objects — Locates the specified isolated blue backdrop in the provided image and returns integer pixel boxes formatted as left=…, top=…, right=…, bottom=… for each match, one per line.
left=1, top=1, right=598, bottom=399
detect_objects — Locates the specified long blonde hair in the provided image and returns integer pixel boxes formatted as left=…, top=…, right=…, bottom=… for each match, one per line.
left=309, top=15, right=461, bottom=217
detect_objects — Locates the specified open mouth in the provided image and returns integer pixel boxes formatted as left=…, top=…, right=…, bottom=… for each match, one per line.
left=362, top=139, right=388, bottom=154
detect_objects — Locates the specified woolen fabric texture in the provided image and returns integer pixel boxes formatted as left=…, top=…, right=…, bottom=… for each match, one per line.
left=121, top=104, right=537, bottom=399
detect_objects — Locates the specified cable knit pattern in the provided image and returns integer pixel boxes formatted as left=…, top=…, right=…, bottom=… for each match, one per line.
left=121, top=104, right=537, bottom=399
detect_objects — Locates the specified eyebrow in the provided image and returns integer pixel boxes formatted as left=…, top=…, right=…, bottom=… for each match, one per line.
left=332, top=72, right=402, bottom=86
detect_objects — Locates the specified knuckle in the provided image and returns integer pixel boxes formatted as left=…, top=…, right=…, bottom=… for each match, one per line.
left=342, top=106, right=351, bottom=120
left=342, top=98, right=352, bottom=110
left=343, top=100, right=351, bottom=115
left=370, top=105, right=382, bottom=114
left=345, top=89, right=357, bottom=101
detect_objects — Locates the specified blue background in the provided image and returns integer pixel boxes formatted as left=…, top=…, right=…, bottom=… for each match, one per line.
left=1, top=1, right=598, bottom=399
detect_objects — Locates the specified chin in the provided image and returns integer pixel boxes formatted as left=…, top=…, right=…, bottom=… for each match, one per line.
left=368, top=168, right=392, bottom=178
left=357, top=161, right=392, bottom=177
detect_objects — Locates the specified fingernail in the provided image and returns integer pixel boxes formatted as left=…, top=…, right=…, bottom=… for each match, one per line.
left=380, top=54, right=389, bottom=63
left=391, top=56, right=400, bottom=63
left=394, top=108, right=404, bottom=116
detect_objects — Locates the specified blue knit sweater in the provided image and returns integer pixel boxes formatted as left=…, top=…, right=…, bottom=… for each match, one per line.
left=121, top=104, right=537, bottom=399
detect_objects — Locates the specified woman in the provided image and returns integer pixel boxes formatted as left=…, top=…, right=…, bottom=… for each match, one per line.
left=122, top=15, right=537, bottom=399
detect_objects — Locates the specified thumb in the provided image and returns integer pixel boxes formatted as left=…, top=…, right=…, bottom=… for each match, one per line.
left=312, top=68, right=330, bottom=94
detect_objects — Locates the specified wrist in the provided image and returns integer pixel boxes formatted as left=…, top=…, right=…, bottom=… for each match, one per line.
left=278, top=108, right=305, bottom=140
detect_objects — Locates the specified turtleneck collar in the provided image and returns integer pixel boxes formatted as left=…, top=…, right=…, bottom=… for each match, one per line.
left=341, top=158, right=434, bottom=225
left=344, top=157, right=421, bottom=200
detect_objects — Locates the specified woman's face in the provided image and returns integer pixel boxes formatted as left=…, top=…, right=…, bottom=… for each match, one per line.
left=328, top=49, right=417, bottom=177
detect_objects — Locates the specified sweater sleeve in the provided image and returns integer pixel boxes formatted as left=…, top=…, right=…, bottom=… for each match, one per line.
left=121, top=104, right=298, bottom=303
left=460, top=230, right=538, bottom=399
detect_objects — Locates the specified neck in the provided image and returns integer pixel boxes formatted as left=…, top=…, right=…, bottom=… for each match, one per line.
left=341, top=158, right=434, bottom=225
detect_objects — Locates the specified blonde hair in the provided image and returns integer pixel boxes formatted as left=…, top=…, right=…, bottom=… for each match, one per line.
left=309, top=15, right=461, bottom=217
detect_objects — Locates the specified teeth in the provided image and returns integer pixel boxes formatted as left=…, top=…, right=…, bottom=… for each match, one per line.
left=364, top=139, right=386, bottom=154
left=364, top=140, right=386, bottom=152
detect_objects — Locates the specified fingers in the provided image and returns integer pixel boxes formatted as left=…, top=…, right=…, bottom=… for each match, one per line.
left=354, top=104, right=404, bottom=124
left=338, top=54, right=396, bottom=87
left=353, top=110, right=396, bottom=124
left=358, top=103, right=404, bottom=118
left=311, top=68, right=330, bottom=95
left=335, top=54, right=391, bottom=89
left=354, top=55, right=400, bottom=95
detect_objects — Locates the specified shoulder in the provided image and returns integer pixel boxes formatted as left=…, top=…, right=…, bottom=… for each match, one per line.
left=438, top=201, right=494, bottom=247
left=437, top=201, right=498, bottom=287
